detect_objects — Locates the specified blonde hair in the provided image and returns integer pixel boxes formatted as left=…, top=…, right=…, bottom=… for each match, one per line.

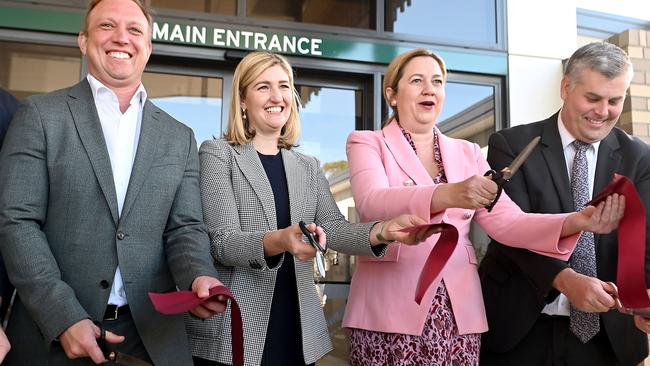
left=82, top=0, right=153, bottom=38
left=382, top=48, right=447, bottom=127
left=225, top=51, right=301, bottom=149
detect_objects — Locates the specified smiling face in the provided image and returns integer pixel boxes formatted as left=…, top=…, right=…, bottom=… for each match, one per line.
left=386, top=56, right=445, bottom=131
left=241, top=64, right=294, bottom=137
left=560, top=68, right=629, bottom=143
left=78, top=0, right=152, bottom=91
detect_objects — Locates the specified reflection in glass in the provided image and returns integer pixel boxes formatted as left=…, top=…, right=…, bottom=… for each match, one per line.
left=142, top=72, right=222, bottom=146
left=296, top=85, right=360, bottom=173
left=0, top=41, right=81, bottom=100
left=247, top=0, right=375, bottom=29
left=437, top=82, right=495, bottom=148
left=151, top=0, right=236, bottom=16
left=385, top=0, right=497, bottom=45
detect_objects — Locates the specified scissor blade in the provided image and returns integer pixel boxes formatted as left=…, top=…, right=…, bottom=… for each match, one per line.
left=111, top=352, right=153, bottom=366
left=502, top=136, right=541, bottom=180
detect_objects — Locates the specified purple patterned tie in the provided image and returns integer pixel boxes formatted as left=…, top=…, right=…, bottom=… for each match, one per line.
left=569, top=140, right=599, bottom=343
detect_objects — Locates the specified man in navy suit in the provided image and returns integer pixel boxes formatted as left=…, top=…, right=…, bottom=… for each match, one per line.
left=480, top=42, right=650, bottom=366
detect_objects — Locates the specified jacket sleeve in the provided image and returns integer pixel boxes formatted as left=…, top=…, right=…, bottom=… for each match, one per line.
left=163, top=129, right=220, bottom=290
left=310, top=156, right=386, bottom=257
left=346, top=130, right=438, bottom=221
left=483, top=131, right=569, bottom=297
left=0, top=99, right=89, bottom=344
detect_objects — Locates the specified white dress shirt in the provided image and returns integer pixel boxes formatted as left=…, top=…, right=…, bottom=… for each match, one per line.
left=87, top=75, right=146, bottom=307
left=541, top=113, right=600, bottom=316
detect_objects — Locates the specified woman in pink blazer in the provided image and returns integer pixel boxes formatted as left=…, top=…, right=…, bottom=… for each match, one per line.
left=342, top=49, right=624, bottom=365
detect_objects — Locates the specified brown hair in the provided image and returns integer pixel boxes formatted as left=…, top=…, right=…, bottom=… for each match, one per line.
left=382, top=48, right=447, bottom=127
left=82, top=0, right=153, bottom=38
left=225, top=51, right=301, bottom=149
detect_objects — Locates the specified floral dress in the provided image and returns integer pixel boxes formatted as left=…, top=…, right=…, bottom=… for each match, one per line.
left=348, top=126, right=480, bottom=366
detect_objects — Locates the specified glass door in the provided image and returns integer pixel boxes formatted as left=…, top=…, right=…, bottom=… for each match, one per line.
left=143, top=61, right=226, bottom=147
left=293, top=75, right=368, bottom=366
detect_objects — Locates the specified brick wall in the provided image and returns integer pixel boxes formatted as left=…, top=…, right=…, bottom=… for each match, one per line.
left=609, top=29, right=650, bottom=143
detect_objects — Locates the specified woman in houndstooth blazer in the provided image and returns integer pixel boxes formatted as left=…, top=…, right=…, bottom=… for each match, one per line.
left=186, top=52, right=438, bottom=366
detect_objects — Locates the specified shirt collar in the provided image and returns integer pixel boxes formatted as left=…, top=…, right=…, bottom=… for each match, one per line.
left=557, top=110, right=601, bottom=152
left=86, top=74, right=148, bottom=107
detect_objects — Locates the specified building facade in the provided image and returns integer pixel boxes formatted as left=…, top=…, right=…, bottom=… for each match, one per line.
left=0, top=0, right=648, bottom=363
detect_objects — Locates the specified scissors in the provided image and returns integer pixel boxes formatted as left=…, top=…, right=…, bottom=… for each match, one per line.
left=94, top=321, right=153, bottom=366
left=484, top=136, right=541, bottom=212
left=299, top=221, right=327, bottom=278
left=606, top=282, right=650, bottom=317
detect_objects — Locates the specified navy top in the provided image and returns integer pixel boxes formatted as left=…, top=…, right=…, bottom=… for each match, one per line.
left=258, top=151, right=310, bottom=366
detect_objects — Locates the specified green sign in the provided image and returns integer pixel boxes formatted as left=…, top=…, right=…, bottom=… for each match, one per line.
left=0, top=5, right=507, bottom=75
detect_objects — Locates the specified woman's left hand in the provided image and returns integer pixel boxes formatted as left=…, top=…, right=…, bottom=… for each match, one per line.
left=563, top=194, right=625, bottom=236
left=372, top=214, right=443, bottom=245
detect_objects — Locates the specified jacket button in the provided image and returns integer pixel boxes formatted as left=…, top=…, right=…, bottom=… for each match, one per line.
left=117, top=232, right=125, bottom=240
left=99, top=280, right=110, bottom=289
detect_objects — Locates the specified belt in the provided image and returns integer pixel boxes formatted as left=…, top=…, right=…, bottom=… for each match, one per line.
left=103, top=305, right=130, bottom=321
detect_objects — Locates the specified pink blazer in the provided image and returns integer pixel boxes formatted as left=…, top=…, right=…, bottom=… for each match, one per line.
left=341, top=120, right=579, bottom=336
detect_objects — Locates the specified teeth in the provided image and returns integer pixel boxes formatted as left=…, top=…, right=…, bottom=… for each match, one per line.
left=265, top=106, right=282, bottom=113
left=108, top=51, right=130, bottom=59
left=586, top=117, right=605, bottom=123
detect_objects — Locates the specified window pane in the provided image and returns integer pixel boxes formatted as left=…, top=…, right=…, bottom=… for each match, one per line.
left=296, top=85, right=360, bottom=173
left=0, top=41, right=81, bottom=100
left=247, top=0, right=375, bottom=29
left=437, top=82, right=495, bottom=148
left=385, top=0, right=497, bottom=44
left=151, top=0, right=236, bottom=16
left=142, top=72, right=223, bottom=146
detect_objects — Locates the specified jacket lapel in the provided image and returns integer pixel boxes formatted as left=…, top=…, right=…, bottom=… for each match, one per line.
left=593, top=132, right=621, bottom=196
left=68, top=80, right=119, bottom=224
left=120, top=100, right=161, bottom=221
left=382, top=121, right=434, bottom=186
left=283, top=150, right=307, bottom=224
left=540, top=115, right=574, bottom=212
left=233, top=143, right=277, bottom=230
left=436, top=128, right=469, bottom=184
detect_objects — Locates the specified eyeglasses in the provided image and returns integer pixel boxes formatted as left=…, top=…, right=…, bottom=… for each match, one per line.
left=299, top=221, right=326, bottom=278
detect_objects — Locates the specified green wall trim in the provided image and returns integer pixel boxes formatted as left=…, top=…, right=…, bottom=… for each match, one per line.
left=0, top=5, right=507, bottom=75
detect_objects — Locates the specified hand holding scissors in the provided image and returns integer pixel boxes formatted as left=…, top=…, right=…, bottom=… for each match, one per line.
left=299, top=221, right=327, bottom=278
left=484, top=136, right=541, bottom=212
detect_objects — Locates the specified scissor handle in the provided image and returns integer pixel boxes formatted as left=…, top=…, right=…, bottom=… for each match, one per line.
left=483, top=170, right=503, bottom=212
left=298, top=221, right=326, bottom=253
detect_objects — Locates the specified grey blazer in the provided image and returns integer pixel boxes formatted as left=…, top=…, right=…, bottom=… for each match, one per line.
left=186, top=138, right=385, bottom=365
left=0, top=80, right=218, bottom=365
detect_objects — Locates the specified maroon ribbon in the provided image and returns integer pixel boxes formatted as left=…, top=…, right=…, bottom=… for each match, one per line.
left=588, top=173, right=650, bottom=308
left=405, top=223, right=459, bottom=304
left=149, top=286, right=244, bottom=366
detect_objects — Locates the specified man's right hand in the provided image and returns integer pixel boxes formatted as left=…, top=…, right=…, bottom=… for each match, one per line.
left=59, top=319, right=124, bottom=364
left=552, top=268, right=616, bottom=312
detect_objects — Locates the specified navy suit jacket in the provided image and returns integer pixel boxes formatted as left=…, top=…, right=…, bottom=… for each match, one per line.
left=479, top=113, right=650, bottom=366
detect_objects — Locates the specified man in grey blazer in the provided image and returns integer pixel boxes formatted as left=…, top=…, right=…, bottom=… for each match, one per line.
left=0, top=0, right=225, bottom=364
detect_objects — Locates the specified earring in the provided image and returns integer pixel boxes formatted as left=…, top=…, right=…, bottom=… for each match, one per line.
left=242, top=108, right=247, bottom=120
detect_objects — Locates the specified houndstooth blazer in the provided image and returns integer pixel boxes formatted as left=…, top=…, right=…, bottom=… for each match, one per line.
left=186, top=138, right=385, bottom=365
